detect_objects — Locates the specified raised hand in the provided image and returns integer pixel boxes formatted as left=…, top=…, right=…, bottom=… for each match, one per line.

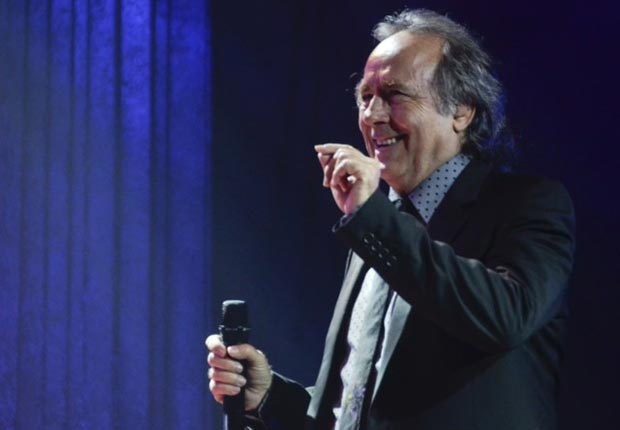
left=315, top=143, right=383, bottom=215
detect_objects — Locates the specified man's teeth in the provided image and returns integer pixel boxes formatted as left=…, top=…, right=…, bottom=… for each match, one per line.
left=376, top=136, right=400, bottom=147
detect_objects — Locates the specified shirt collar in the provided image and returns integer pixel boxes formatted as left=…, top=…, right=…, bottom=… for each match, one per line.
left=389, top=153, right=471, bottom=223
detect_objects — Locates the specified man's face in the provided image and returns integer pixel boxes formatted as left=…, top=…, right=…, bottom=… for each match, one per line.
left=357, top=31, right=465, bottom=194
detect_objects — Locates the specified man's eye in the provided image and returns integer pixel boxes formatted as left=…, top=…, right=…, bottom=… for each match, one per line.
left=358, top=94, right=373, bottom=106
left=387, top=90, right=407, bottom=99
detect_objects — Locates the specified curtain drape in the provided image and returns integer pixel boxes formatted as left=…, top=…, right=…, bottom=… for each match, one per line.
left=0, top=0, right=212, bottom=429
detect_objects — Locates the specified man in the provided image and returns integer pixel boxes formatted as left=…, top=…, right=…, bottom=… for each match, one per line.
left=207, top=9, right=575, bottom=430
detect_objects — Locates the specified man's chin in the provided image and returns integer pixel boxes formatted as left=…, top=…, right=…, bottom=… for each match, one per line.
left=380, top=169, right=400, bottom=189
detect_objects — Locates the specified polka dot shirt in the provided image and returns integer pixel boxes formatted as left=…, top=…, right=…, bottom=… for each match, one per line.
left=390, top=153, right=471, bottom=224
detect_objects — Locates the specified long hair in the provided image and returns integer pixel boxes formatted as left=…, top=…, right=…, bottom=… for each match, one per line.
left=372, top=9, right=516, bottom=168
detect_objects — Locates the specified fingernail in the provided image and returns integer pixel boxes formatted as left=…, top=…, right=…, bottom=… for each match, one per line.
left=228, top=346, right=239, bottom=355
left=239, top=376, right=247, bottom=386
left=236, top=363, right=244, bottom=373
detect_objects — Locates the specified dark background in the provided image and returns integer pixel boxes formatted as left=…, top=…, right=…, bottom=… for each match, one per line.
left=211, top=1, right=619, bottom=429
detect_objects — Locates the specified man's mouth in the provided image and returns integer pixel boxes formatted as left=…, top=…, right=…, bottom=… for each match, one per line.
left=374, top=135, right=405, bottom=148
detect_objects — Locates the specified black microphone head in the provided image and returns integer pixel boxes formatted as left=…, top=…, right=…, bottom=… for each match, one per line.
left=221, top=300, right=248, bottom=328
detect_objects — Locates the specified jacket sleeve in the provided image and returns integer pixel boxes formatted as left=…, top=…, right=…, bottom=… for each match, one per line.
left=333, top=179, right=575, bottom=353
left=251, top=372, right=312, bottom=430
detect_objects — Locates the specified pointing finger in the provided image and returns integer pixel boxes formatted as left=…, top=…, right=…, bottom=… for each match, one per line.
left=318, top=153, right=335, bottom=187
left=314, top=143, right=354, bottom=155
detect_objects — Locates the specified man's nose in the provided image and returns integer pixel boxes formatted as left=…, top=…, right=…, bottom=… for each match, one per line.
left=361, top=96, right=390, bottom=124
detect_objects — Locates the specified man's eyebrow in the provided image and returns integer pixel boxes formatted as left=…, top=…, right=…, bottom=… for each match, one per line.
left=354, top=80, right=421, bottom=103
left=356, top=79, right=411, bottom=93
left=382, top=81, right=410, bottom=92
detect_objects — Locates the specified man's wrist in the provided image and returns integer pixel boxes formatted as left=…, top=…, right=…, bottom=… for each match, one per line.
left=254, top=371, right=273, bottom=418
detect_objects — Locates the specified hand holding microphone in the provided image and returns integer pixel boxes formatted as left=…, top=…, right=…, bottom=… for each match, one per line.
left=206, top=302, right=272, bottom=421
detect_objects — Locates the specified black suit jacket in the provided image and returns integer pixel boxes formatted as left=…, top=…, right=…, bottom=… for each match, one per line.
left=259, top=160, right=575, bottom=430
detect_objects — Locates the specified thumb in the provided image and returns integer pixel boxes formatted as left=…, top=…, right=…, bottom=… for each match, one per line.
left=227, top=344, right=263, bottom=363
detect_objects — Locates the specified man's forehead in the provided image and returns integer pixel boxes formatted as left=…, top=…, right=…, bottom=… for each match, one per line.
left=361, top=31, right=444, bottom=83
left=370, top=30, right=445, bottom=59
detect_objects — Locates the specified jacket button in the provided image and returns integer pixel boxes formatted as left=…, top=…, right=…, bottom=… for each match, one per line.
left=362, top=233, right=374, bottom=244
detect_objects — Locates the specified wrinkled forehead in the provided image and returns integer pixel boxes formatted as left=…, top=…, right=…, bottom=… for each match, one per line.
left=361, top=31, right=445, bottom=88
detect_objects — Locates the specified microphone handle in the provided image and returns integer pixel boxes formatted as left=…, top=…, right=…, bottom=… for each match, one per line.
left=221, top=325, right=249, bottom=430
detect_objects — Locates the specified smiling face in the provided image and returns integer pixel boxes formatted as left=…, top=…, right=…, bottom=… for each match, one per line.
left=357, top=31, right=470, bottom=195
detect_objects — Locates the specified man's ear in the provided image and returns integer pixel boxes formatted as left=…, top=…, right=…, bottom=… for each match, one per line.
left=452, top=104, right=476, bottom=133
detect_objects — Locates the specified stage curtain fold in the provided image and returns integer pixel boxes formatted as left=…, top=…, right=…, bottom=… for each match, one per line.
left=0, top=1, right=213, bottom=429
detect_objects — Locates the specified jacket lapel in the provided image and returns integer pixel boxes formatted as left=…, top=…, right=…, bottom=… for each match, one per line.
left=371, top=295, right=411, bottom=401
left=370, top=159, right=492, bottom=403
left=427, top=159, right=492, bottom=243
left=308, top=252, right=365, bottom=418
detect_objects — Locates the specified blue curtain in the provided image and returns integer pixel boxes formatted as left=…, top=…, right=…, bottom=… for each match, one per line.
left=0, top=0, right=213, bottom=429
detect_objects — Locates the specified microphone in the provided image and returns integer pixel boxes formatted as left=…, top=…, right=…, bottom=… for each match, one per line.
left=219, top=300, right=251, bottom=430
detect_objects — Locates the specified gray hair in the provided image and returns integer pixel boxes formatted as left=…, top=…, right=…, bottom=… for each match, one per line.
left=372, top=9, right=513, bottom=165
